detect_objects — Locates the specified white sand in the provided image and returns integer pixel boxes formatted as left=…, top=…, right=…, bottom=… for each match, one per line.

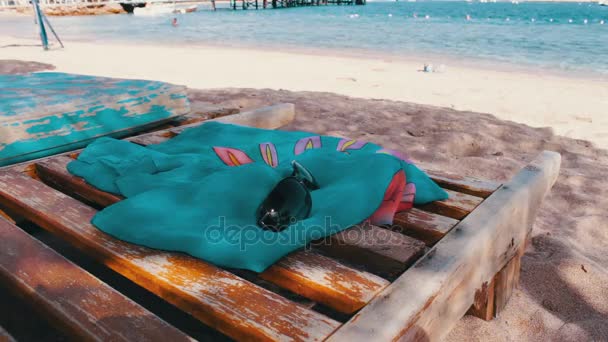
left=1, top=35, right=607, bottom=149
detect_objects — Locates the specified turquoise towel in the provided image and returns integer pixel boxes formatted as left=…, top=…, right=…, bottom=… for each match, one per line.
left=68, top=122, right=447, bottom=272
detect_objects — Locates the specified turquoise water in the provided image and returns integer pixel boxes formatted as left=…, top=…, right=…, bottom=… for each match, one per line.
left=3, top=1, right=608, bottom=75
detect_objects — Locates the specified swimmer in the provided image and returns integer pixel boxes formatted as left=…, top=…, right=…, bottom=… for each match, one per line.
left=466, top=14, right=471, bottom=21
left=172, top=17, right=178, bottom=27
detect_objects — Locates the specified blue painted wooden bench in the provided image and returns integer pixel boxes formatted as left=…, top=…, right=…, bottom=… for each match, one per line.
left=0, top=72, right=190, bottom=167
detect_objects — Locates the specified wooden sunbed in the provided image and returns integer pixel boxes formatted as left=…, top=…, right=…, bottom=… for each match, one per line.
left=0, top=104, right=560, bottom=341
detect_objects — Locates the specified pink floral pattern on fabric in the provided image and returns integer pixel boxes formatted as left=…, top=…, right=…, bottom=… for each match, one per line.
left=398, top=183, right=416, bottom=211
left=368, top=170, right=406, bottom=225
left=213, top=147, right=254, bottom=167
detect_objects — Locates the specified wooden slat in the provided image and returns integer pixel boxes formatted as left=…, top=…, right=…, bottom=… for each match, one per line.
left=260, top=249, right=389, bottom=314
left=315, top=224, right=426, bottom=278
left=328, top=151, right=561, bottom=341
left=35, top=155, right=392, bottom=315
left=425, top=169, right=501, bottom=198
left=187, top=102, right=240, bottom=120
left=129, top=103, right=295, bottom=145
left=36, top=156, right=122, bottom=207
left=0, top=217, right=193, bottom=341
left=171, top=103, right=296, bottom=134
left=0, top=326, right=15, bottom=342
left=418, top=189, right=484, bottom=220
left=0, top=171, right=340, bottom=341
left=128, top=131, right=177, bottom=145
left=392, top=208, right=459, bottom=246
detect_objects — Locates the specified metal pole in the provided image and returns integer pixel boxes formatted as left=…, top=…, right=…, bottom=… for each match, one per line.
left=42, top=12, right=64, bottom=48
left=32, top=0, right=49, bottom=50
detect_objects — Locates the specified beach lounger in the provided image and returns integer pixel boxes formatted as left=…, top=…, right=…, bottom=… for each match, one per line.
left=0, top=104, right=560, bottom=341
left=0, top=73, right=190, bottom=167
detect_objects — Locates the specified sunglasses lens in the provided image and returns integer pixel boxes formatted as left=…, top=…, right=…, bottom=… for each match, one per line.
left=292, top=161, right=319, bottom=190
left=257, top=177, right=312, bottom=232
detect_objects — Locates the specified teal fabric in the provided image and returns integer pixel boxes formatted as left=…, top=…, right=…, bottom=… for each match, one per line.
left=68, top=122, right=447, bottom=272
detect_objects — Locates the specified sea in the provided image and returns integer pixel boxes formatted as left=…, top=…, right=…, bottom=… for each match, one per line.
left=2, top=1, right=608, bottom=76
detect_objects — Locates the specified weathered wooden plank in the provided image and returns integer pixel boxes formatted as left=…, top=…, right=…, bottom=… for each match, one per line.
left=0, top=72, right=190, bottom=167
left=127, top=103, right=295, bottom=146
left=187, top=102, right=240, bottom=120
left=0, top=172, right=341, bottom=341
left=261, top=249, right=390, bottom=315
left=128, top=131, right=177, bottom=146
left=35, top=152, right=388, bottom=315
left=328, top=151, right=561, bottom=341
left=36, top=156, right=123, bottom=207
left=0, top=325, right=15, bottom=342
left=418, top=189, right=484, bottom=220
left=391, top=208, right=459, bottom=246
left=171, top=103, right=296, bottom=134
left=0, top=217, right=193, bottom=341
left=424, top=169, right=501, bottom=198
left=314, top=224, right=426, bottom=279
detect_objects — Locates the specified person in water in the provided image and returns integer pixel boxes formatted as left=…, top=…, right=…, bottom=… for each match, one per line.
left=172, top=18, right=178, bottom=27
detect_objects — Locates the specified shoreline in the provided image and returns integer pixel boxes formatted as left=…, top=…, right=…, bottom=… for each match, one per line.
left=4, top=31, right=608, bottom=83
left=1, top=34, right=607, bottom=149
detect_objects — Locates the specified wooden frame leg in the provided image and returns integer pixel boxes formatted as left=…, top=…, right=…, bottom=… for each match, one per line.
left=467, top=277, right=496, bottom=321
left=468, top=242, right=526, bottom=320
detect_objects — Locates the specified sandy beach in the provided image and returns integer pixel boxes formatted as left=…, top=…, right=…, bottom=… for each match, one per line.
left=2, top=35, right=608, bottom=149
left=1, top=36, right=608, bottom=340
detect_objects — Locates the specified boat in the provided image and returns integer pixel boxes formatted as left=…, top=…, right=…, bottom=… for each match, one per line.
left=133, top=2, right=197, bottom=15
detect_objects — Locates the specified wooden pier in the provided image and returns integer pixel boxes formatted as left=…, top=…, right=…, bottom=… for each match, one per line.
left=0, top=0, right=365, bottom=10
left=229, top=0, right=364, bottom=10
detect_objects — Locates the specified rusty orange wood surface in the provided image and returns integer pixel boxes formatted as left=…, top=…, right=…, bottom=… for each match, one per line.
left=0, top=217, right=193, bottom=341
left=0, top=172, right=340, bottom=341
left=467, top=277, right=496, bottom=321
left=423, top=169, right=501, bottom=198
left=419, top=189, right=484, bottom=220
left=260, top=249, right=390, bottom=314
left=392, top=208, right=460, bottom=246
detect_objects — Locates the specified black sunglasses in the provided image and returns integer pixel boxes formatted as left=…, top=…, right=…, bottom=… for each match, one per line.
left=256, top=161, right=319, bottom=232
